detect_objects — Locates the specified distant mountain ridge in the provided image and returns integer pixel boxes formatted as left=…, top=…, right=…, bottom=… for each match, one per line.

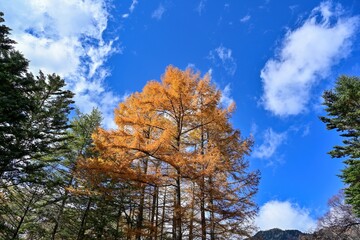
left=247, top=228, right=304, bottom=240
left=247, top=227, right=360, bottom=240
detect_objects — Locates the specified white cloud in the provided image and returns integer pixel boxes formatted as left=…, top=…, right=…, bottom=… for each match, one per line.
left=220, top=84, right=234, bottom=108
left=289, top=5, right=298, bottom=13
left=250, top=122, right=258, bottom=136
left=215, top=46, right=232, bottom=63
left=302, top=125, right=310, bottom=137
left=240, top=15, right=251, bottom=23
left=196, top=0, right=206, bottom=16
left=152, top=4, right=166, bottom=20
left=2, top=0, right=119, bottom=129
left=122, top=13, right=130, bottom=19
left=122, top=0, right=138, bottom=18
left=260, top=1, right=359, bottom=116
left=209, top=45, right=237, bottom=75
left=256, top=200, right=317, bottom=232
left=207, top=68, right=213, bottom=77
left=129, top=0, right=138, bottom=13
left=288, top=124, right=311, bottom=137
left=186, top=63, right=196, bottom=69
left=253, top=128, right=286, bottom=159
left=120, top=92, right=131, bottom=102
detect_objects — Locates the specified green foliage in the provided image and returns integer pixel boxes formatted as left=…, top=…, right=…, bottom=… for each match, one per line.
left=0, top=183, right=47, bottom=239
left=0, top=12, right=16, bottom=51
left=0, top=109, right=125, bottom=240
left=320, top=75, right=360, bottom=216
left=0, top=11, right=258, bottom=239
left=50, top=108, right=103, bottom=240
left=48, top=109, right=132, bottom=240
left=68, top=108, right=102, bottom=159
left=0, top=12, right=74, bottom=182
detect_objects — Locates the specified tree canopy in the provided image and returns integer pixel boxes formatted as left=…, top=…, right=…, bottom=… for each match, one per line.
left=0, top=11, right=260, bottom=239
left=320, top=75, right=360, bottom=216
left=81, top=65, right=259, bottom=239
left=0, top=12, right=74, bottom=182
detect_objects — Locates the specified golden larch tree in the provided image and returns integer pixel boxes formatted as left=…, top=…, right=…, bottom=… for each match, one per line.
left=81, top=65, right=259, bottom=239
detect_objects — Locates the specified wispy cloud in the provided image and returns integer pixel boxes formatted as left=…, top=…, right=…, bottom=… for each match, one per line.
left=250, top=122, right=258, bottom=136
left=302, top=125, right=310, bottom=137
left=120, top=92, right=131, bottom=102
left=209, top=45, right=237, bottom=75
left=196, top=0, right=206, bottom=16
left=207, top=68, right=213, bottom=77
left=259, top=0, right=271, bottom=10
left=2, top=0, right=120, bottom=129
left=260, top=1, right=359, bottom=116
left=129, top=0, right=138, bottom=13
left=289, top=4, right=298, bottom=14
left=253, top=128, right=287, bottom=159
left=122, top=0, right=138, bottom=19
left=240, top=15, right=251, bottom=23
left=220, top=84, right=234, bottom=109
left=186, top=63, right=196, bottom=69
left=122, top=13, right=130, bottom=19
left=152, top=4, right=166, bottom=20
left=256, top=200, right=316, bottom=232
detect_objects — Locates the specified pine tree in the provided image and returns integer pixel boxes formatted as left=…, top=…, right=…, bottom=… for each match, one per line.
left=0, top=172, right=53, bottom=239
left=320, top=75, right=360, bottom=216
left=0, top=12, right=75, bottom=239
left=0, top=12, right=33, bottom=178
left=0, top=12, right=74, bottom=182
left=48, top=109, right=102, bottom=240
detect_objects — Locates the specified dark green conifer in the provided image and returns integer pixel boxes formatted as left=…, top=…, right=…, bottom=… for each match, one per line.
left=321, top=75, right=360, bottom=216
left=0, top=12, right=74, bottom=182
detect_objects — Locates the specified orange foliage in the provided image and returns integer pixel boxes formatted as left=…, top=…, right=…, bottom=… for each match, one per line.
left=80, top=65, right=259, bottom=239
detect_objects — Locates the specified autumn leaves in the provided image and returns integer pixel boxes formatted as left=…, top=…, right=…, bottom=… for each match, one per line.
left=81, top=66, right=259, bottom=239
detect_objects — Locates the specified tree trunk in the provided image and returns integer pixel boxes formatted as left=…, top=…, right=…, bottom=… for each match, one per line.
left=172, top=189, right=177, bottom=240
left=160, top=186, right=167, bottom=240
left=12, top=190, right=36, bottom=240
left=77, top=197, right=92, bottom=240
left=200, top=123, right=206, bottom=240
left=209, top=177, right=215, bottom=240
left=127, top=203, right=135, bottom=240
left=188, top=183, right=195, bottom=240
left=51, top=176, right=74, bottom=240
left=200, top=177, right=206, bottom=240
left=150, top=185, right=158, bottom=240
left=115, top=206, right=123, bottom=240
left=135, top=159, right=148, bottom=240
left=175, top=173, right=182, bottom=240
left=155, top=185, right=159, bottom=240
left=136, top=186, right=146, bottom=240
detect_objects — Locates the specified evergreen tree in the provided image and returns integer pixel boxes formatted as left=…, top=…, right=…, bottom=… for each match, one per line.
left=48, top=108, right=102, bottom=240
left=0, top=12, right=33, bottom=177
left=0, top=12, right=74, bottom=182
left=320, top=75, right=360, bottom=216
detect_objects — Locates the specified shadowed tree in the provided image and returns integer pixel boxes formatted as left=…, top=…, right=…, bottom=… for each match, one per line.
left=301, top=191, right=360, bottom=240
left=0, top=12, right=74, bottom=183
left=318, top=191, right=360, bottom=236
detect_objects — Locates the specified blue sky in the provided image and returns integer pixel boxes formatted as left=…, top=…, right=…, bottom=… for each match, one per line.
left=3, top=0, right=360, bottom=232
